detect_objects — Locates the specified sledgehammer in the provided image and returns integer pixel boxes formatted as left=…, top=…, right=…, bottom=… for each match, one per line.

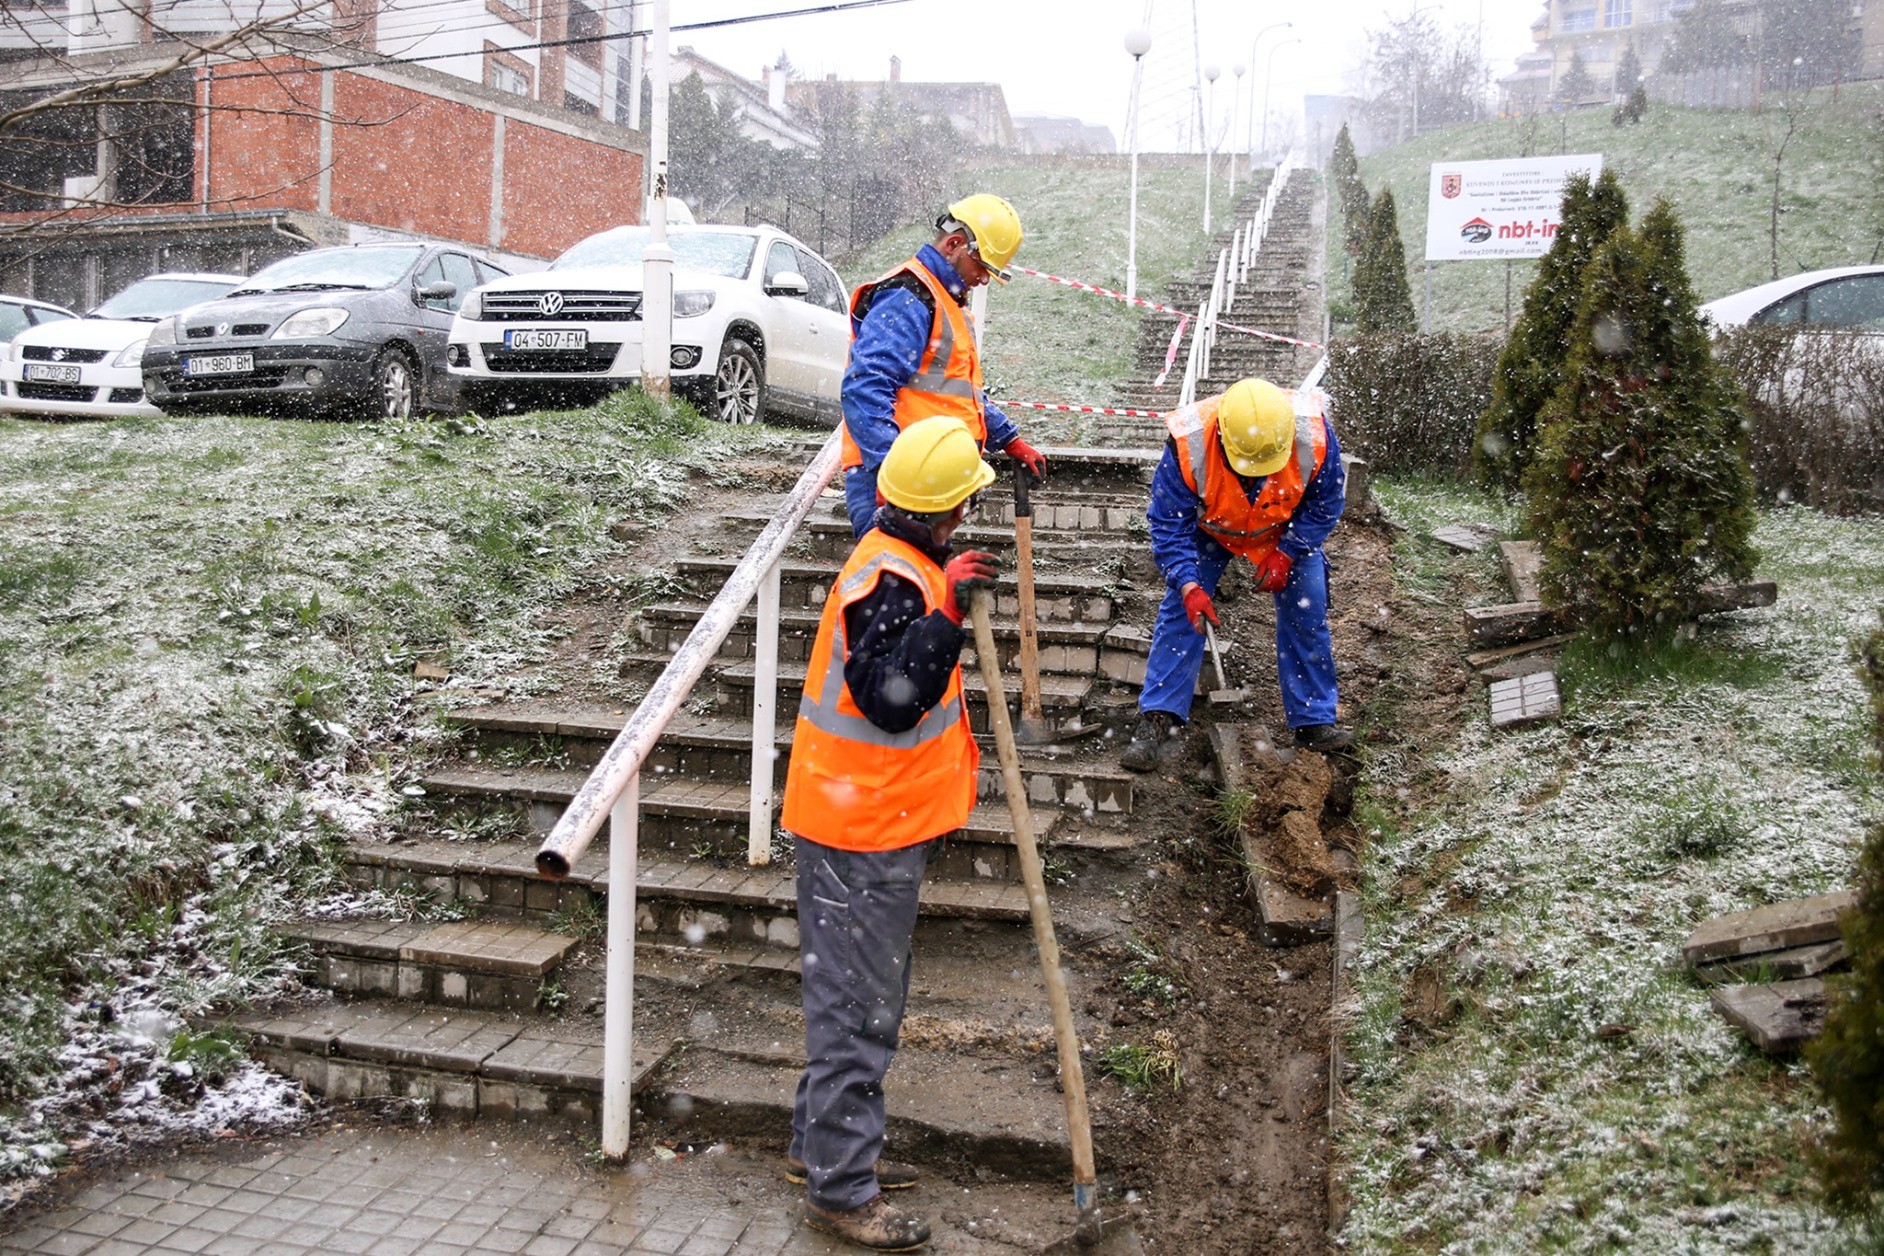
left=1205, top=623, right=1250, bottom=706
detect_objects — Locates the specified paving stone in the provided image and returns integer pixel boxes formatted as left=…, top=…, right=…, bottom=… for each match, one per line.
left=1489, top=670, right=1561, bottom=729
left=400, top=920, right=577, bottom=979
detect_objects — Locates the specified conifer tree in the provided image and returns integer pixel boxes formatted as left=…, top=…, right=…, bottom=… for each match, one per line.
left=1557, top=49, right=1596, bottom=103
left=1522, top=201, right=1756, bottom=637
left=1353, top=188, right=1416, bottom=334
left=1808, top=616, right=1884, bottom=1217
left=1475, top=169, right=1629, bottom=491
left=1330, top=123, right=1369, bottom=258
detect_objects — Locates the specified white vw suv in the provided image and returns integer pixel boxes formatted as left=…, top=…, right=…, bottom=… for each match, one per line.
left=447, top=223, right=850, bottom=424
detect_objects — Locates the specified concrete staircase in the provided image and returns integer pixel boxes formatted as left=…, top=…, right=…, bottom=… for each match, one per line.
left=237, top=446, right=1177, bottom=1183
left=1098, top=166, right=1326, bottom=447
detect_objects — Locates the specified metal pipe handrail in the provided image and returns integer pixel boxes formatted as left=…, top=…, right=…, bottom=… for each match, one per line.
left=536, top=427, right=843, bottom=880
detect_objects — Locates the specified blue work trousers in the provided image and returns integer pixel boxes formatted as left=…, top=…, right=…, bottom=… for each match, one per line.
left=844, top=467, right=879, bottom=538
left=789, top=835, right=934, bottom=1211
left=1138, top=536, right=1338, bottom=728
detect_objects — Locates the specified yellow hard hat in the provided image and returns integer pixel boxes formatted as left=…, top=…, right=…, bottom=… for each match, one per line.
left=1218, top=378, right=1296, bottom=478
left=942, top=193, right=1023, bottom=282
left=878, top=415, right=997, bottom=513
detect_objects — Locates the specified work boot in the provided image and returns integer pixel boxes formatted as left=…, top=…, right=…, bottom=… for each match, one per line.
left=1293, top=723, right=1355, bottom=752
left=804, top=1193, right=932, bottom=1252
left=786, top=1156, right=919, bottom=1190
left=1120, top=710, right=1179, bottom=773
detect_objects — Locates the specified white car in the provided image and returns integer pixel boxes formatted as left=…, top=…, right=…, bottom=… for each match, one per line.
left=446, top=224, right=849, bottom=424
left=2, top=273, right=242, bottom=419
left=1699, top=265, right=1884, bottom=330
left=0, top=294, right=75, bottom=343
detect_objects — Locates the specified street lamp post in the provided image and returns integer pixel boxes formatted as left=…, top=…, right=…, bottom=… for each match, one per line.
left=1261, top=38, right=1302, bottom=166
left=1203, top=62, right=1220, bottom=233
left=1244, top=22, right=1292, bottom=175
left=1408, top=3, right=1437, bottom=141
left=1124, top=26, right=1151, bottom=300
left=1228, top=63, right=1246, bottom=200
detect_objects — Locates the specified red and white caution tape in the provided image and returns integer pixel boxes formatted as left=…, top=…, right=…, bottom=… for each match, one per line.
left=996, top=399, right=1169, bottom=419
left=1014, top=264, right=1325, bottom=351
left=1152, top=314, right=1189, bottom=389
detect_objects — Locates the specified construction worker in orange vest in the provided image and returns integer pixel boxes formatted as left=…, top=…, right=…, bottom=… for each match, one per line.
left=840, top=193, right=1049, bottom=538
left=1122, top=377, right=1351, bottom=772
left=780, top=415, right=1000, bottom=1251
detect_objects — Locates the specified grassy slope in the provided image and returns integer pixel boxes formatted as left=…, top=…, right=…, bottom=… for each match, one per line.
left=0, top=400, right=779, bottom=1179
left=1339, top=82, right=1884, bottom=334
left=834, top=155, right=1222, bottom=441
left=1345, top=480, right=1884, bottom=1252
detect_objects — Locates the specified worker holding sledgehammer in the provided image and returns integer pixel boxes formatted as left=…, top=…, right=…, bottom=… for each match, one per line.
left=779, top=416, right=1001, bottom=1251
left=839, top=193, right=1050, bottom=538
left=1121, top=377, right=1351, bottom=773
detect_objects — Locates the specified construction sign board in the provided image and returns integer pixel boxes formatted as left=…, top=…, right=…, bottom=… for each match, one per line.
left=1424, top=154, right=1604, bottom=261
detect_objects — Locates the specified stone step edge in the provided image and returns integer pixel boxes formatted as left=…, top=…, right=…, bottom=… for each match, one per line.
left=671, top=557, right=1118, bottom=599
left=638, top=601, right=1125, bottom=648
left=278, top=917, right=576, bottom=979
left=708, top=658, right=1097, bottom=705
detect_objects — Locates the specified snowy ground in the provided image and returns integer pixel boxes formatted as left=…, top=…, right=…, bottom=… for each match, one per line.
left=1340, top=479, right=1883, bottom=1252
left=0, top=399, right=778, bottom=1200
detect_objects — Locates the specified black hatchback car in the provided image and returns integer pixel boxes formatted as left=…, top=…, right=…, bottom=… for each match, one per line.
left=142, top=242, right=509, bottom=419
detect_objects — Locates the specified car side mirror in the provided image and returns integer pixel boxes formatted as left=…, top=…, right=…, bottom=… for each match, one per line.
left=765, top=271, right=809, bottom=298
left=419, top=280, right=457, bottom=302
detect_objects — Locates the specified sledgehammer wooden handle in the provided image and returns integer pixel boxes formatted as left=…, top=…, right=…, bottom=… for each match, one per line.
left=969, top=593, right=1097, bottom=1196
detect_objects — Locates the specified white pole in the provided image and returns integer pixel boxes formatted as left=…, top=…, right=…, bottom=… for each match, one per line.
left=747, top=557, right=781, bottom=865
left=599, top=774, right=640, bottom=1159
left=1229, top=64, right=1246, bottom=201
left=625, top=1, right=642, bottom=132
left=1203, top=63, right=1220, bottom=234
left=1124, top=30, right=1150, bottom=300
left=640, top=0, right=673, bottom=402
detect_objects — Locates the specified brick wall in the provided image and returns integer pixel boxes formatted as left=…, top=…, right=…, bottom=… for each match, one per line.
left=499, top=117, right=639, bottom=257
left=328, top=73, right=496, bottom=243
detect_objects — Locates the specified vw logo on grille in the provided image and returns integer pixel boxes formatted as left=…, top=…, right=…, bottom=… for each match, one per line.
left=49, top=348, right=67, bottom=361
left=217, top=322, right=231, bottom=336
left=539, top=292, right=564, bottom=317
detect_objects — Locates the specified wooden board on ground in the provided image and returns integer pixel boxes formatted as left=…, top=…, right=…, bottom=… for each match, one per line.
left=1464, top=634, right=1574, bottom=671
left=1709, top=978, right=1828, bottom=1054
left=1681, top=891, right=1857, bottom=965
left=1499, top=540, right=1542, bottom=603
left=1697, top=938, right=1848, bottom=983
left=1430, top=523, right=1498, bottom=553
left=1464, top=581, right=1780, bottom=646
left=1489, top=671, right=1561, bottom=729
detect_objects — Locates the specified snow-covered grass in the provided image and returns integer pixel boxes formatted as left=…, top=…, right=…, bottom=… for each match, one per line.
left=1340, top=480, right=1884, bottom=1252
left=0, top=397, right=774, bottom=1192
left=835, top=155, right=1222, bottom=441
left=1337, top=82, right=1884, bottom=335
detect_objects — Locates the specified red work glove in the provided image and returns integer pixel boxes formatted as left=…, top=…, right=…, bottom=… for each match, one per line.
left=1255, top=549, right=1294, bottom=594
left=1004, top=438, right=1048, bottom=482
left=1182, top=584, right=1219, bottom=634
left=941, top=550, right=1001, bottom=625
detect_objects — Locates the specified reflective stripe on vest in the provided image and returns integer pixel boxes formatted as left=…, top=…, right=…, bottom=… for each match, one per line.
left=841, top=259, right=986, bottom=470
left=796, top=551, right=965, bottom=750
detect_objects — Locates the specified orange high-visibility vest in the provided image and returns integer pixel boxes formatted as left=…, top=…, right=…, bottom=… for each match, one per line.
left=1164, top=390, right=1330, bottom=562
left=841, top=258, right=987, bottom=470
left=781, top=530, right=979, bottom=851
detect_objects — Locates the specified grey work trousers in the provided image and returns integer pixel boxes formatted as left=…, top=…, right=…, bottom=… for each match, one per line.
left=788, top=835, right=935, bottom=1211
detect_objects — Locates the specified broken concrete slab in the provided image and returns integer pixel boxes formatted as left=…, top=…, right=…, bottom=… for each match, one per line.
left=1499, top=540, right=1543, bottom=603
left=1709, top=978, right=1828, bottom=1054
left=1430, top=523, right=1499, bottom=553
left=1697, top=938, right=1848, bottom=983
left=1489, top=671, right=1561, bottom=729
left=1681, top=891, right=1856, bottom=965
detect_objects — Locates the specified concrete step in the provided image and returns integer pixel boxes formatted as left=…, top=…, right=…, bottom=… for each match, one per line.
left=668, top=557, right=1123, bottom=625
left=446, top=708, right=1138, bottom=817
left=717, top=509, right=1160, bottom=569
left=281, top=917, right=578, bottom=1012
left=701, top=657, right=1110, bottom=736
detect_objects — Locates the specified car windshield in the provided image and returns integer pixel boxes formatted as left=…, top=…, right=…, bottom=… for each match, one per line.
left=91, top=278, right=239, bottom=321
left=552, top=229, right=757, bottom=279
left=233, top=246, right=425, bottom=295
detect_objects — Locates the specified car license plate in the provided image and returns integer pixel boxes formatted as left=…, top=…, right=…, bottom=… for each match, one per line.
left=505, top=329, right=587, bottom=351
left=24, top=363, right=81, bottom=384
left=185, top=353, right=255, bottom=377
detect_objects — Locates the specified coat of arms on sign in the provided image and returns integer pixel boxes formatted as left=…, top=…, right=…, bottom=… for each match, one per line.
left=1441, top=173, right=1462, bottom=199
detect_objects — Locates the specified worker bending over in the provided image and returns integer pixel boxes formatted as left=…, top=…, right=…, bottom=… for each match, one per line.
left=780, top=416, right=1001, bottom=1251
left=1122, top=377, right=1351, bottom=772
left=840, top=193, right=1048, bottom=537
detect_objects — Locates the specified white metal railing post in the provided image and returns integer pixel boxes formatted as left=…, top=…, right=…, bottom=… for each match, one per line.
left=600, top=773, right=640, bottom=1159
left=747, top=557, right=781, bottom=865
left=1228, top=227, right=1242, bottom=311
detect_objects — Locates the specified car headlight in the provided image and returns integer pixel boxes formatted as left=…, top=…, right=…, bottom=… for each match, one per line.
left=674, top=290, right=716, bottom=318
left=112, top=339, right=147, bottom=369
left=273, top=307, right=350, bottom=339
left=461, top=289, right=482, bottom=320
left=145, top=316, right=179, bottom=349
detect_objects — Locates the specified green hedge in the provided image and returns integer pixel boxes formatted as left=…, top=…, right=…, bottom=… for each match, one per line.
left=1715, top=326, right=1884, bottom=516
left=1322, top=333, right=1503, bottom=478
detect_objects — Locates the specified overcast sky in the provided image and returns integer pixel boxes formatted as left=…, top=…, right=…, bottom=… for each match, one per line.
left=676, top=0, right=1539, bottom=151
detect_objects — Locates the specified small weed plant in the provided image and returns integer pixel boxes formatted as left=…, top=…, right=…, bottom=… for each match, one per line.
left=1099, top=1030, right=1183, bottom=1095
left=1118, top=934, right=1188, bottom=1009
